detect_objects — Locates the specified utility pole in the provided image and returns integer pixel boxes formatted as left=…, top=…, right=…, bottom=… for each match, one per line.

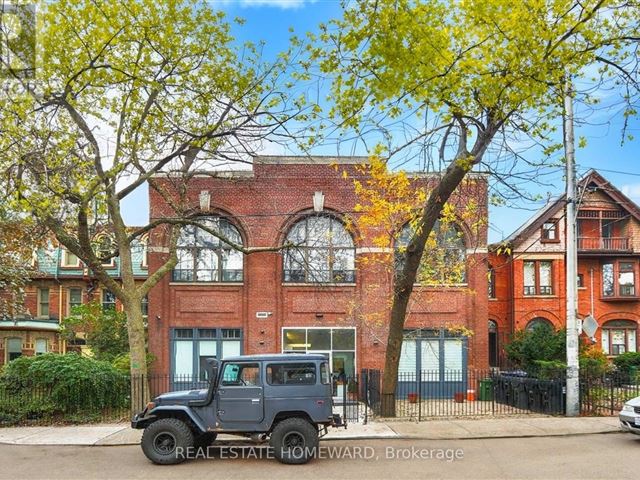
left=564, top=78, right=580, bottom=417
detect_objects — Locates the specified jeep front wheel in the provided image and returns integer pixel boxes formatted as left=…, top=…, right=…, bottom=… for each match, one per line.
left=194, top=432, right=217, bottom=449
left=141, top=418, right=194, bottom=465
left=269, top=417, right=319, bottom=465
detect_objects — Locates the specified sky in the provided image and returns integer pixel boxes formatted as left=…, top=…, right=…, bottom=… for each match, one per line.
left=120, top=0, right=640, bottom=244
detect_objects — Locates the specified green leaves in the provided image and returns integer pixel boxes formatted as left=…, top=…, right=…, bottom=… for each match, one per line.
left=1, top=0, right=300, bottom=228
left=0, top=353, right=129, bottom=419
left=61, top=301, right=129, bottom=363
left=0, top=1, right=306, bottom=381
left=313, top=0, right=640, bottom=152
left=505, top=323, right=566, bottom=376
left=0, top=210, right=42, bottom=319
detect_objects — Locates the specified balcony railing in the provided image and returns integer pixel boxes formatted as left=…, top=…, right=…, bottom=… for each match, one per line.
left=577, top=237, right=631, bottom=252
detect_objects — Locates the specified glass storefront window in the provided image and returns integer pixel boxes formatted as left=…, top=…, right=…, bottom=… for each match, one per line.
left=172, top=328, right=243, bottom=383
left=332, top=329, right=355, bottom=350
left=283, top=329, right=307, bottom=351
left=308, top=329, right=331, bottom=350
left=282, top=328, right=357, bottom=380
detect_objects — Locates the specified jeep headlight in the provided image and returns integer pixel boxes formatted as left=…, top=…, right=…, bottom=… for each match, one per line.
left=622, top=404, right=634, bottom=412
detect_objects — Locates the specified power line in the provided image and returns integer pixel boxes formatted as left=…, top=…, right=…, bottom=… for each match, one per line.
left=577, top=166, right=640, bottom=177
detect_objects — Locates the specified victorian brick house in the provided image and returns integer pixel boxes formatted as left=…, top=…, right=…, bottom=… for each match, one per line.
left=489, top=170, right=640, bottom=366
left=146, top=156, right=490, bottom=390
left=0, top=239, right=148, bottom=365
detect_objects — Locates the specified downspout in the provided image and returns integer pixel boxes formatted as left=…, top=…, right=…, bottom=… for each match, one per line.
left=55, top=245, right=65, bottom=354
left=510, top=251, right=516, bottom=335
left=589, top=268, right=594, bottom=317
left=59, top=283, right=64, bottom=354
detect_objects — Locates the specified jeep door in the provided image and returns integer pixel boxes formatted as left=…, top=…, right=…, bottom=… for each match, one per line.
left=216, top=362, right=264, bottom=423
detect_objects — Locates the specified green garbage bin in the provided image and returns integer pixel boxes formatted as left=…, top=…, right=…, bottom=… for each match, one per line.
left=479, top=378, right=493, bottom=401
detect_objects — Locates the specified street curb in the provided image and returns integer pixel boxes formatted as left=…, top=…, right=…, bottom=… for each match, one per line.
left=0, top=428, right=622, bottom=447
left=376, top=429, right=622, bottom=441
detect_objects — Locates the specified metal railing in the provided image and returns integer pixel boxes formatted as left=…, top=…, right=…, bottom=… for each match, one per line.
left=4, top=370, right=635, bottom=427
left=359, top=369, right=566, bottom=421
left=580, top=370, right=640, bottom=416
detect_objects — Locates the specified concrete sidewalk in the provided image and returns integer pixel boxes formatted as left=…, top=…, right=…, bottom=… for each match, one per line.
left=0, top=416, right=621, bottom=447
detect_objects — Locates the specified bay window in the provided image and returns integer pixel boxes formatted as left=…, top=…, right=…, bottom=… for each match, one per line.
left=602, top=261, right=637, bottom=297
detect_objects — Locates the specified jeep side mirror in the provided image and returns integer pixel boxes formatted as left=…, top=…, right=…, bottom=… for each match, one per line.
left=204, top=358, right=219, bottom=385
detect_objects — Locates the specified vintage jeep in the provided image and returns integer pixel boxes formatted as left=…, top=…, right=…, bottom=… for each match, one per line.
left=132, top=353, right=344, bottom=465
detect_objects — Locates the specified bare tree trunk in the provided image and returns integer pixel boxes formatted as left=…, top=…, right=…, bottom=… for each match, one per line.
left=123, top=298, right=150, bottom=413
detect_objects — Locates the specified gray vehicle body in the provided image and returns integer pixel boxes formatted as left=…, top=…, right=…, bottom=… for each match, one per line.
left=132, top=353, right=339, bottom=434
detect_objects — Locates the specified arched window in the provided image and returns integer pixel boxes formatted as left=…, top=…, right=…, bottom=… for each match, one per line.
left=488, top=320, right=498, bottom=333
left=525, top=317, right=554, bottom=332
left=488, top=320, right=498, bottom=367
left=396, top=219, right=466, bottom=284
left=283, top=215, right=355, bottom=283
left=601, top=320, right=637, bottom=355
left=172, top=217, right=243, bottom=282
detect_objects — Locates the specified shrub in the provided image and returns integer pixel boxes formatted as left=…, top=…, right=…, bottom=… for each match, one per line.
left=0, top=390, right=56, bottom=425
left=0, top=353, right=129, bottom=420
left=533, top=360, right=567, bottom=380
left=579, top=343, right=610, bottom=377
left=612, top=352, right=640, bottom=381
left=504, top=323, right=566, bottom=376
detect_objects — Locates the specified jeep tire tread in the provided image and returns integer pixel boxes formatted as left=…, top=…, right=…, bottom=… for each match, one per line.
left=194, top=432, right=218, bottom=449
left=269, top=417, right=319, bottom=465
left=141, top=418, right=194, bottom=465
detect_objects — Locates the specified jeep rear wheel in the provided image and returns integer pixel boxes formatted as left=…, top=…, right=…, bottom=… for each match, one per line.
left=141, top=418, right=194, bottom=465
left=269, top=417, right=318, bottom=465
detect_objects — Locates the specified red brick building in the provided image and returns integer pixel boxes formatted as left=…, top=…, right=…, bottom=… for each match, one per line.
left=147, top=156, right=489, bottom=387
left=0, top=239, right=148, bottom=365
left=489, top=170, right=640, bottom=365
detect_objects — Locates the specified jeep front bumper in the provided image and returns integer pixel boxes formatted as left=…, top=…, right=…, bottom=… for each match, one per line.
left=131, top=408, right=155, bottom=429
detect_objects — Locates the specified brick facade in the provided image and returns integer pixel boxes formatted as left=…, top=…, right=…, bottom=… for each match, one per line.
left=489, top=170, right=640, bottom=360
left=147, top=157, right=490, bottom=377
left=0, top=242, right=147, bottom=365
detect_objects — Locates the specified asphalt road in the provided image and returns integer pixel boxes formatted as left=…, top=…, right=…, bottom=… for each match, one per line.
left=0, top=433, right=637, bottom=480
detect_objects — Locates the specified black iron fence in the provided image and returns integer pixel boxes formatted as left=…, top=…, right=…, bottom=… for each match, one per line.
left=2, top=370, right=637, bottom=427
left=0, top=373, right=131, bottom=426
left=0, top=374, right=208, bottom=426
left=580, top=370, right=640, bottom=416
left=358, top=369, right=566, bottom=420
